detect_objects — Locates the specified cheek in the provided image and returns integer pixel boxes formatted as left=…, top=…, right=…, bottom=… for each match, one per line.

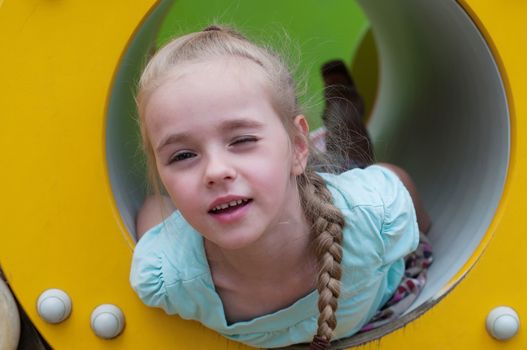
left=249, top=147, right=294, bottom=190
left=157, top=169, right=195, bottom=207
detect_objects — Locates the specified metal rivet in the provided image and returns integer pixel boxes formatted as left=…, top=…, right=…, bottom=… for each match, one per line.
left=486, top=306, right=520, bottom=340
left=90, top=304, right=125, bottom=339
left=36, top=289, right=72, bottom=324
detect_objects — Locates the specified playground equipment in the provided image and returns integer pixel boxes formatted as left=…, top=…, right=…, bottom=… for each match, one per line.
left=0, top=0, right=525, bottom=348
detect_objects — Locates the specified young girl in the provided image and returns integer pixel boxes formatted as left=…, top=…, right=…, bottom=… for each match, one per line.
left=130, top=25, right=431, bottom=349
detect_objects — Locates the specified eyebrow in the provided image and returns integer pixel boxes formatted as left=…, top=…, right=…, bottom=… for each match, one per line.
left=155, top=118, right=265, bottom=152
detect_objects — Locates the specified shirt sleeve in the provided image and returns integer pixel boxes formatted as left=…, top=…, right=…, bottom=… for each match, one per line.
left=367, top=165, right=420, bottom=265
left=129, top=222, right=179, bottom=314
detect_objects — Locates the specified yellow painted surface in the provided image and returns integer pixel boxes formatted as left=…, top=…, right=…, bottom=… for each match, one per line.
left=0, top=0, right=525, bottom=349
left=0, top=0, right=243, bottom=348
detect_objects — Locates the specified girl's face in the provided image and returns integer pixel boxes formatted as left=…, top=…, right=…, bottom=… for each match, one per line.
left=144, top=57, right=309, bottom=250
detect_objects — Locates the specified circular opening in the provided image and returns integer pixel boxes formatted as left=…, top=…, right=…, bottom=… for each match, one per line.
left=106, top=0, right=509, bottom=346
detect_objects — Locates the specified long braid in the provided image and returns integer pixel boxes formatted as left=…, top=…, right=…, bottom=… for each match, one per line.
left=298, top=169, right=345, bottom=350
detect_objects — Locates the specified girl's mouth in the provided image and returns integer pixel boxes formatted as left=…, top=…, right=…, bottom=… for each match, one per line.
left=208, top=199, right=252, bottom=215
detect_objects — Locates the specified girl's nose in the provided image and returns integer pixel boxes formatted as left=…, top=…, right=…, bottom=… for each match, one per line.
left=203, top=155, right=237, bottom=187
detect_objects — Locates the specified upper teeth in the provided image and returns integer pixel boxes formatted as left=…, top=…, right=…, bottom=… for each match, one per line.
left=211, top=199, right=248, bottom=212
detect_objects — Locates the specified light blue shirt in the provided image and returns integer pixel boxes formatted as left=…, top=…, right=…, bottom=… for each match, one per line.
left=130, top=165, right=419, bottom=348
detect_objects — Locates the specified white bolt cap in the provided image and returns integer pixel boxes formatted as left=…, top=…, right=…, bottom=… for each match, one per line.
left=36, top=289, right=72, bottom=324
left=486, top=306, right=520, bottom=340
left=90, top=304, right=125, bottom=339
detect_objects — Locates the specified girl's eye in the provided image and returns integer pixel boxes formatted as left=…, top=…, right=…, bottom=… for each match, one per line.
left=169, top=151, right=196, bottom=163
left=230, top=136, right=258, bottom=146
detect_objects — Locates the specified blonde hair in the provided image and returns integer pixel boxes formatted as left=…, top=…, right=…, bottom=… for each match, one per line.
left=136, top=25, right=345, bottom=349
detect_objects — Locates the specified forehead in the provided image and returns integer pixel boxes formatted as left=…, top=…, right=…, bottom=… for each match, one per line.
left=159, top=56, right=269, bottom=97
left=144, top=56, right=278, bottom=135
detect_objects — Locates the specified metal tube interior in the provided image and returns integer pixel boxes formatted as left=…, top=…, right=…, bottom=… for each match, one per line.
left=107, top=0, right=509, bottom=344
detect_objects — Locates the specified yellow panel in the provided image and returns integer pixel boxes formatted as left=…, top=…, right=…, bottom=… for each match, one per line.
left=0, top=0, right=245, bottom=348
left=0, top=0, right=525, bottom=349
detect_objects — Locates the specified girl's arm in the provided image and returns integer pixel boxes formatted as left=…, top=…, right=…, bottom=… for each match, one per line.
left=136, top=195, right=176, bottom=239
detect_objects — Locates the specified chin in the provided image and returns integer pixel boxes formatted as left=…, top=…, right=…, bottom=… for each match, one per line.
left=216, top=241, right=253, bottom=251
left=214, top=235, right=261, bottom=251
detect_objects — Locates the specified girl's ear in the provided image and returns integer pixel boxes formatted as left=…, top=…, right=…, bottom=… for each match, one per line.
left=292, top=115, right=309, bottom=176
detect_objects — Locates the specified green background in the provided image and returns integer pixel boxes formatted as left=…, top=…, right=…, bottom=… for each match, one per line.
left=157, top=0, right=370, bottom=128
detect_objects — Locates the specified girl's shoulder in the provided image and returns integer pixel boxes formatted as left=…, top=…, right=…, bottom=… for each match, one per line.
left=132, top=210, right=209, bottom=281
left=320, top=165, right=419, bottom=272
left=130, top=211, right=215, bottom=316
left=319, top=164, right=404, bottom=209
left=320, top=166, right=419, bottom=324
